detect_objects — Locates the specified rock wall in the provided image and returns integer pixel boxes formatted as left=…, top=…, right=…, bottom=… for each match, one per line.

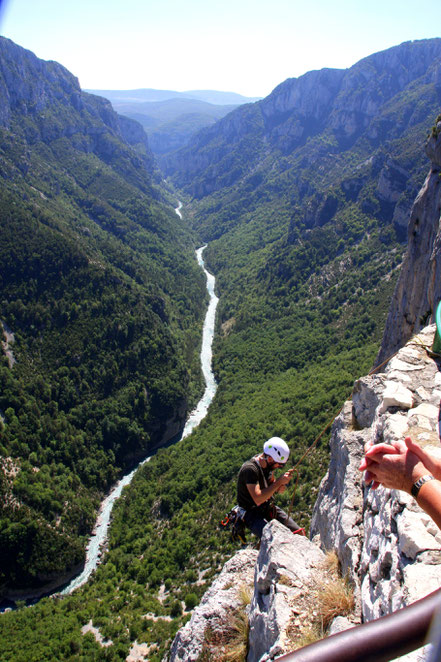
left=168, top=548, right=258, bottom=662
left=247, top=524, right=327, bottom=662
left=377, top=125, right=441, bottom=363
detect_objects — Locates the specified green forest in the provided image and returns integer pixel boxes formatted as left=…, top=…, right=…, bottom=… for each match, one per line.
left=0, top=36, right=439, bottom=662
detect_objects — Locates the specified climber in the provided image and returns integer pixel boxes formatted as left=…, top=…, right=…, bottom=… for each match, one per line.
left=237, top=437, right=304, bottom=538
left=359, top=436, right=441, bottom=530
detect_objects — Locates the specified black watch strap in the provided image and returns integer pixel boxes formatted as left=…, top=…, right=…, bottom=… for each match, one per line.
left=411, top=474, right=435, bottom=498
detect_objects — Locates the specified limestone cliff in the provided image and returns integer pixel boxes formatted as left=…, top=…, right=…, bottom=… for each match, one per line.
left=377, top=121, right=441, bottom=363
left=164, top=38, right=441, bottom=233
left=313, top=323, right=441, bottom=626
left=0, top=37, right=158, bottom=178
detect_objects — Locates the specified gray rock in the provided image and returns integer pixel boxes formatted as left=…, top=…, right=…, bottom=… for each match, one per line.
left=248, top=521, right=325, bottom=662
left=377, top=124, right=441, bottom=364
left=167, top=548, right=258, bottom=662
left=328, top=616, right=354, bottom=635
left=352, top=375, right=384, bottom=428
left=311, top=402, right=368, bottom=596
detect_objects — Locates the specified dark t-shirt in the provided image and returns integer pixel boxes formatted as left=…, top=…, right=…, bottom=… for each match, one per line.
left=237, top=457, right=273, bottom=511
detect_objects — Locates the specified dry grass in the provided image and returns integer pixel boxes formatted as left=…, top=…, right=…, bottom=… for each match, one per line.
left=286, top=549, right=355, bottom=652
left=317, top=574, right=354, bottom=630
left=197, top=584, right=252, bottom=662
left=321, top=549, right=341, bottom=576
left=294, top=622, right=324, bottom=650
left=237, top=583, right=252, bottom=607
left=222, top=609, right=250, bottom=662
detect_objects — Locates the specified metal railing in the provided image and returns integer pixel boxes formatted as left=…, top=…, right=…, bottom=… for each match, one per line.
left=275, top=588, right=441, bottom=662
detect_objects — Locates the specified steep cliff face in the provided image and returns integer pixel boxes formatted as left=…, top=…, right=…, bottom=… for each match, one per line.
left=377, top=123, right=441, bottom=362
left=313, top=324, right=441, bottom=622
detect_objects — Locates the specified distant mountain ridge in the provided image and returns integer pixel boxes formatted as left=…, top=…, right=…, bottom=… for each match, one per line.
left=85, top=88, right=261, bottom=106
left=86, top=88, right=261, bottom=157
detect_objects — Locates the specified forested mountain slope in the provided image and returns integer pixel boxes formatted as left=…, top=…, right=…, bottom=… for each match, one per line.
left=162, top=40, right=441, bottom=464
left=0, top=37, right=206, bottom=594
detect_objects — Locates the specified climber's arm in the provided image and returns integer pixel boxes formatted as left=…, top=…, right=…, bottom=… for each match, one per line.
left=247, top=469, right=293, bottom=506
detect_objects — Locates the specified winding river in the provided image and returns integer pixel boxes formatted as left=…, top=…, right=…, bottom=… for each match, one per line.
left=60, top=207, right=218, bottom=595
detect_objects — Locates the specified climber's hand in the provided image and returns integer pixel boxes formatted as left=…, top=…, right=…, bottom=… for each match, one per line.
left=278, top=469, right=294, bottom=486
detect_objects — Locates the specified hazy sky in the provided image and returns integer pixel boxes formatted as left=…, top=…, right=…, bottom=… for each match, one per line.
left=0, top=0, right=439, bottom=98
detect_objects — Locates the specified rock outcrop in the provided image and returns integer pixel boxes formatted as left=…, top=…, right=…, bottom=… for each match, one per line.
left=0, top=37, right=157, bottom=179
left=247, top=523, right=327, bottom=662
left=377, top=122, right=441, bottom=363
left=168, top=522, right=344, bottom=662
left=168, top=548, right=258, bottom=661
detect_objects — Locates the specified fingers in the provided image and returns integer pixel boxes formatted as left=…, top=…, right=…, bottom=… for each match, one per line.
left=362, top=469, right=380, bottom=489
left=405, top=436, right=425, bottom=458
left=364, top=442, right=402, bottom=458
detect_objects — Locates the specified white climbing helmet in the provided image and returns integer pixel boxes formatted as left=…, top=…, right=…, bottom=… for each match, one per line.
left=263, top=437, right=290, bottom=464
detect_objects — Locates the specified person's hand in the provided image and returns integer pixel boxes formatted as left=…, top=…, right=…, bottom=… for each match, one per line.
left=358, top=437, right=426, bottom=493
left=359, top=440, right=401, bottom=489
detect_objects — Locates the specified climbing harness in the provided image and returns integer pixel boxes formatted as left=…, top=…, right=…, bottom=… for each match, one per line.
left=220, top=505, right=247, bottom=544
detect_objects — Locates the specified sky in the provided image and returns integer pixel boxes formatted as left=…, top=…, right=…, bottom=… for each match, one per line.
left=0, top=0, right=440, bottom=99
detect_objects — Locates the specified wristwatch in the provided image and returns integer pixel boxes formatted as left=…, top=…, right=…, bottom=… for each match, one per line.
left=411, top=474, right=435, bottom=498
